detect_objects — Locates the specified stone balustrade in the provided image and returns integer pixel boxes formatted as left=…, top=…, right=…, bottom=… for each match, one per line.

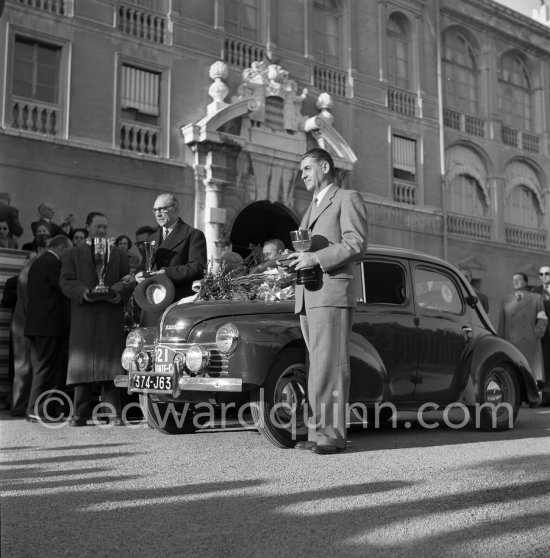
left=119, top=120, right=161, bottom=156
left=11, top=98, right=58, bottom=136
left=447, top=212, right=492, bottom=240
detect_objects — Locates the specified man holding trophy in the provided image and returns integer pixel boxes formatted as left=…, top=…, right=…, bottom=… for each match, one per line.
left=135, top=193, right=207, bottom=326
left=60, top=212, right=133, bottom=426
left=285, top=148, right=368, bottom=454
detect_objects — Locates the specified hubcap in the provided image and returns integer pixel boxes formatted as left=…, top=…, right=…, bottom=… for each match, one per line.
left=273, top=366, right=306, bottom=426
left=486, top=378, right=503, bottom=405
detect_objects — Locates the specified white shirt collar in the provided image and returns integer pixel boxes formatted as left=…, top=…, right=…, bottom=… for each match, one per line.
left=315, top=184, right=333, bottom=206
left=47, top=249, right=59, bottom=259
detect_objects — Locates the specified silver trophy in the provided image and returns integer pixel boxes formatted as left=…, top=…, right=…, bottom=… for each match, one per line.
left=290, top=228, right=317, bottom=286
left=89, top=237, right=114, bottom=300
left=142, top=240, right=157, bottom=278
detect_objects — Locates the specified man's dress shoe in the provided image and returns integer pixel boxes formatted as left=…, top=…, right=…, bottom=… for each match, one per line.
left=310, top=445, right=345, bottom=455
left=294, top=441, right=317, bottom=450
left=68, top=416, right=87, bottom=427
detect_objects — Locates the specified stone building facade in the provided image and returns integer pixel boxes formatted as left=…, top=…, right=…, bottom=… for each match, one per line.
left=0, top=0, right=549, bottom=322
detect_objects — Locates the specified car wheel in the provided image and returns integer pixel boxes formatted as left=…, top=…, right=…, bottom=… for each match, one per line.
left=250, top=347, right=308, bottom=448
left=139, top=394, right=198, bottom=435
left=471, top=363, right=519, bottom=431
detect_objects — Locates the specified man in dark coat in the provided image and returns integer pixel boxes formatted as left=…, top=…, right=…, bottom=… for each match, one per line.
left=135, top=193, right=207, bottom=326
left=0, top=199, right=23, bottom=238
left=533, top=265, right=550, bottom=401
left=25, top=235, right=73, bottom=421
left=60, top=212, right=133, bottom=426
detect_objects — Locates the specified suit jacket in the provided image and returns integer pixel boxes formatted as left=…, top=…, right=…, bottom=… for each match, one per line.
left=498, top=291, right=545, bottom=381
left=295, top=185, right=368, bottom=312
left=0, top=201, right=23, bottom=237
left=59, top=243, right=131, bottom=384
left=151, top=218, right=207, bottom=300
left=24, top=251, right=70, bottom=338
left=532, top=285, right=550, bottom=338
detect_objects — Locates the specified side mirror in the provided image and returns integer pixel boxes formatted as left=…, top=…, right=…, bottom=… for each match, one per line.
left=466, top=295, right=479, bottom=308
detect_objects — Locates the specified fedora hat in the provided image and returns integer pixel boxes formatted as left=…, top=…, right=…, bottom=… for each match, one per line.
left=134, top=274, right=176, bottom=313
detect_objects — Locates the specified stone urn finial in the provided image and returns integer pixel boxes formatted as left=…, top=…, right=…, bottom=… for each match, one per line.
left=208, top=61, right=229, bottom=115
left=316, top=92, right=334, bottom=125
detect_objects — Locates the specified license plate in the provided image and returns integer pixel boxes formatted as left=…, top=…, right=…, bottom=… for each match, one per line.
left=132, top=374, right=172, bottom=391
left=154, top=345, right=176, bottom=374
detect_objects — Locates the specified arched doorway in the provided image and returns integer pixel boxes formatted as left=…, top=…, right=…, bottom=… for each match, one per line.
left=230, top=201, right=300, bottom=257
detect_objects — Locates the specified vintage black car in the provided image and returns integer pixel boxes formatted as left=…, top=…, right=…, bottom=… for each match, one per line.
left=116, top=245, right=541, bottom=448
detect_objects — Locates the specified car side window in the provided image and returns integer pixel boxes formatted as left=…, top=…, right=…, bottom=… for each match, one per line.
left=363, top=261, right=407, bottom=305
left=414, top=267, right=463, bottom=314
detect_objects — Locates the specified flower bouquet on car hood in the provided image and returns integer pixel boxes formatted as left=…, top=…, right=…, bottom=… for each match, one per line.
left=183, top=261, right=295, bottom=303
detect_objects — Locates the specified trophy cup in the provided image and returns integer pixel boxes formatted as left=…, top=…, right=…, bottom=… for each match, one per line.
left=290, top=228, right=317, bottom=286
left=142, top=240, right=157, bottom=278
left=89, top=237, right=115, bottom=300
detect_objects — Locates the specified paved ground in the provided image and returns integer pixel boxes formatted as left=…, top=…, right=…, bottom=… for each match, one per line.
left=1, top=406, right=549, bottom=557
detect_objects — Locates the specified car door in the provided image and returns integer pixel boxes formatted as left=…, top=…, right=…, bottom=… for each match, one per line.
left=412, top=263, right=472, bottom=403
left=351, top=257, right=417, bottom=403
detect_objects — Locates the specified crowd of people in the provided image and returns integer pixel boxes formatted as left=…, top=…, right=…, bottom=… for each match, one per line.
left=2, top=195, right=207, bottom=425
left=0, top=148, right=548, bottom=447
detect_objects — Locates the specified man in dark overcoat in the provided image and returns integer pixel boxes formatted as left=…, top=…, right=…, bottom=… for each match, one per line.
left=533, top=265, right=550, bottom=401
left=60, top=212, right=132, bottom=426
left=25, top=235, right=73, bottom=421
left=135, top=193, right=207, bottom=326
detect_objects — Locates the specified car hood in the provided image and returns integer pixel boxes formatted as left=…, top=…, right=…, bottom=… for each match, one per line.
left=160, top=299, right=296, bottom=340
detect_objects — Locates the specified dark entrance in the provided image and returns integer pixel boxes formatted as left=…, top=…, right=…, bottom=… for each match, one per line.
left=230, top=200, right=299, bottom=258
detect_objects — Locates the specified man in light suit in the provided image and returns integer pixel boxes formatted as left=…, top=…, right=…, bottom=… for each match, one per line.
left=498, top=272, right=547, bottom=386
left=286, top=148, right=368, bottom=454
left=135, top=193, right=207, bottom=326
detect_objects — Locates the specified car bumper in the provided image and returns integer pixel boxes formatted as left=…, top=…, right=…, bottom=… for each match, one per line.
left=115, top=374, right=243, bottom=393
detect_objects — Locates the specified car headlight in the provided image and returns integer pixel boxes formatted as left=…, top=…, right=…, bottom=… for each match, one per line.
left=126, top=329, right=145, bottom=348
left=215, top=323, right=239, bottom=354
left=121, top=347, right=138, bottom=370
left=186, top=345, right=210, bottom=373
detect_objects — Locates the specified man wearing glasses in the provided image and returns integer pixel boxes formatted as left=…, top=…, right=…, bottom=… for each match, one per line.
left=135, top=193, right=207, bottom=325
left=533, top=266, right=550, bottom=402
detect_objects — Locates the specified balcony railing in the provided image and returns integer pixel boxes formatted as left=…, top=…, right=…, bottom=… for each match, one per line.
left=505, top=224, right=546, bottom=249
left=501, top=126, right=540, bottom=154
left=118, top=3, right=168, bottom=44
left=447, top=213, right=491, bottom=240
left=119, top=120, right=161, bottom=156
left=223, top=37, right=265, bottom=69
left=11, top=97, right=59, bottom=136
left=13, top=0, right=71, bottom=15
left=393, top=181, right=417, bottom=205
left=313, top=63, right=347, bottom=97
left=443, top=108, right=485, bottom=137
left=388, top=87, right=417, bottom=117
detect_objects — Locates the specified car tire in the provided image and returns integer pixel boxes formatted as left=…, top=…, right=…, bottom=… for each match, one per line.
left=470, top=363, right=519, bottom=431
left=250, top=347, right=308, bottom=448
left=139, top=394, right=199, bottom=435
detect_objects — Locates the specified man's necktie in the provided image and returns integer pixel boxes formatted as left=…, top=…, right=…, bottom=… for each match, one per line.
left=163, top=228, right=168, bottom=242
left=516, top=292, right=522, bottom=301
